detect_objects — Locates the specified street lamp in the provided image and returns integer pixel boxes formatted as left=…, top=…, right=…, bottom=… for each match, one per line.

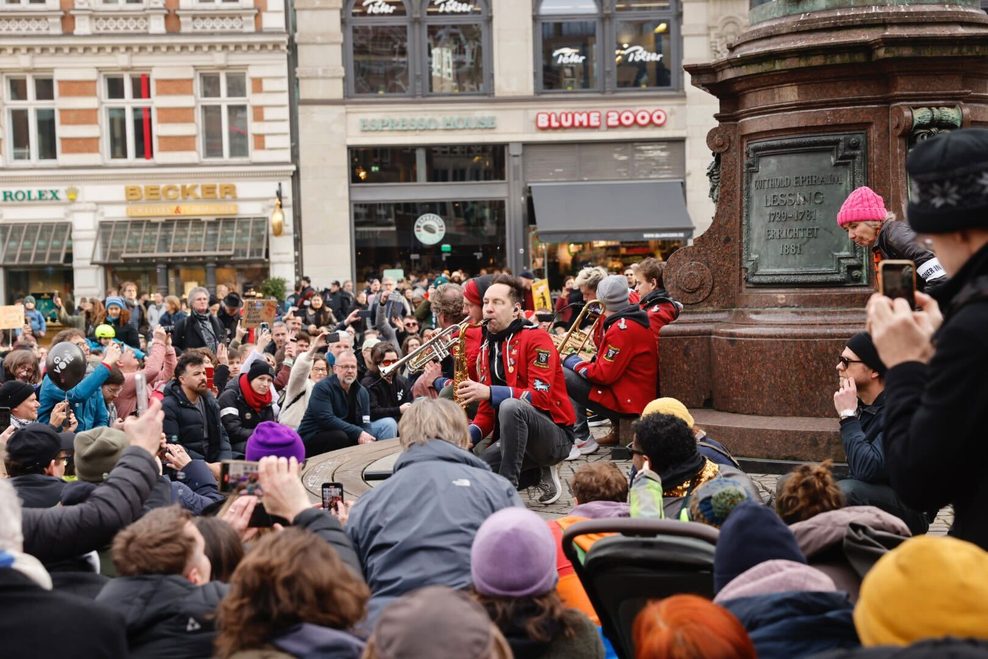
left=270, top=183, right=285, bottom=237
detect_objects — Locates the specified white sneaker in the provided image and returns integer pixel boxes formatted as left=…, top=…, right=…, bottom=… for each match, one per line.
left=576, top=436, right=599, bottom=455
left=566, top=444, right=582, bottom=461
left=587, top=411, right=610, bottom=428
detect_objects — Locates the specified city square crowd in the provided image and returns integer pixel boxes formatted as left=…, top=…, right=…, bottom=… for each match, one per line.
left=0, top=129, right=986, bottom=659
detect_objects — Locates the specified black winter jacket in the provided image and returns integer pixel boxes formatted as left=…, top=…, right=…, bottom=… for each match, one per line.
left=162, top=380, right=233, bottom=461
left=0, top=568, right=128, bottom=659
left=218, top=376, right=275, bottom=457
left=882, top=242, right=988, bottom=550
left=9, top=473, right=66, bottom=508
left=361, top=371, right=412, bottom=421
left=96, top=574, right=228, bottom=659
left=21, top=447, right=158, bottom=564
left=172, top=312, right=225, bottom=353
left=874, top=220, right=947, bottom=291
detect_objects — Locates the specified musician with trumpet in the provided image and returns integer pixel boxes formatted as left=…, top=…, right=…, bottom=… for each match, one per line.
left=456, top=275, right=575, bottom=505
left=563, top=275, right=658, bottom=453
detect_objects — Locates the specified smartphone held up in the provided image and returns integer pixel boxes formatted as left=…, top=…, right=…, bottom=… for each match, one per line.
left=878, top=259, right=917, bottom=309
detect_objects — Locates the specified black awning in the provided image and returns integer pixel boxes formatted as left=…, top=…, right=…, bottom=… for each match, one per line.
left=530, top=180, right=693, bottom=242
left=0, top=222, right=72, bottom=266
left=92, top=217, right=269, bottom=264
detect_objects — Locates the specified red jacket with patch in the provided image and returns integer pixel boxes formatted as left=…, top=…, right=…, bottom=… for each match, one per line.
left=569, top=306, right=657, bottom=415
left=470, top=324, right=575, bottom=440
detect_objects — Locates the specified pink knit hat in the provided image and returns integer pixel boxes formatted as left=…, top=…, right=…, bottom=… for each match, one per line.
left=837, top=186, right=887, bottom=226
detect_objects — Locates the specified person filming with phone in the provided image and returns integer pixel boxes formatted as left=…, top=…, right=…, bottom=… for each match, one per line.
left=867, top=128, right=988, bottom=550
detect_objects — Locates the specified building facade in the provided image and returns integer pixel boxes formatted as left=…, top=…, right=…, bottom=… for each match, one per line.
left=295, top=0, right=747, bottom=286
left=0, top=0, right=294, bottom=303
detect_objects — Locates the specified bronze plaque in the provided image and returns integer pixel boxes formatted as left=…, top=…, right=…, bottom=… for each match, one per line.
left=743, top=134, right=869, bottom=286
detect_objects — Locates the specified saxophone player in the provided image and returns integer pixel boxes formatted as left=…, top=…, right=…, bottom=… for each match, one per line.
left=456, top=275, right=575, bottom=504
left=563, top=275, right=658, bottom=454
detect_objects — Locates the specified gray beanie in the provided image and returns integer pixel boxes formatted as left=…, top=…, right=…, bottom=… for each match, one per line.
left=596, top=275, right=630, bottom=312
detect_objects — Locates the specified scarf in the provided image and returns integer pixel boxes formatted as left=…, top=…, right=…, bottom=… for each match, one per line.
left=193, top=310, right=218, bottom=351
left=238, top=373, right=272, bottom=412
left=661, top=454, right=720, bottom=498
left=485, top=319, right=527, bottom=385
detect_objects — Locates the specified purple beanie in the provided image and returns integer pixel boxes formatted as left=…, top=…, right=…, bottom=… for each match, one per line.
left=471, top=507, right=557, bottom=598
left=245, top=421, right=306, bottom=462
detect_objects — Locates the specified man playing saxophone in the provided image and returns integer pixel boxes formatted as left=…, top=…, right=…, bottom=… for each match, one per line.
left=563, top=275, right=658, bottom=454
left=456, top=275, right=575, bottom=505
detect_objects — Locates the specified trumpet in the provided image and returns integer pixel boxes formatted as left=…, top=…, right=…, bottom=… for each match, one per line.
left=553, top=300, right=604, bottom=357
left=380, top=319, right=477, bottom=378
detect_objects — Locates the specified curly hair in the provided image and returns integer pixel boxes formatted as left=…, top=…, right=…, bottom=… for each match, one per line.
left=472, top=589, right=585, bottom=645
left=775, top=460, right=844, bottom=524
left=634, top=413, right=697, bottom=473
left=215, top=528, right=369, bottom=658
left=570, top=462, right=628, bottom=504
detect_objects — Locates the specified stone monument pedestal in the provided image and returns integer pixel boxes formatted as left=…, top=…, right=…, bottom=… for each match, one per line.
left=662, top=0, right=988, bottom=462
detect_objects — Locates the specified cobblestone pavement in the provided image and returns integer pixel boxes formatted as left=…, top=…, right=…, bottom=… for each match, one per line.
left=523, top=425, right=954, bottom=535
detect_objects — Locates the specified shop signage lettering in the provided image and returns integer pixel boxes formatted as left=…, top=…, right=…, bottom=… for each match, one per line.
left=617, top=45, right=663, bottom=63
left=124, top=183, right=238, bottom=202
left=552, top=47, right=586, bottom=65
left=432, top=0, right=474, bottom=12
left=362, top=0, right=396, bottom=13
left=535, top=108, right=667, bottom=130
left=126, top=203, right=239, bottom=218
left=360, top=116, right=496, bottom=132
left=1, top=189, right=62, bottom=202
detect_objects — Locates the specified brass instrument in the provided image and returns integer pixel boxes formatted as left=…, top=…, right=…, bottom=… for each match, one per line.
left=452, top=322, right=475, bottom=409
left=553, top=300, right=604, bottom=357
left=380, top=318, right=470, bottom=378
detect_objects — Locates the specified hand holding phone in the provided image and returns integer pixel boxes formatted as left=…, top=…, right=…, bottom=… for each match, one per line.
left=322, top=482, right=344, bottom=513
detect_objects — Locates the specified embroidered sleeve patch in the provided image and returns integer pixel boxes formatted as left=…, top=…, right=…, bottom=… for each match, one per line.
left=533, top=379, right=550, bottom=392
left=603, top=345, right=620, bottom=361
left=534, top=349, right=551, bottom=368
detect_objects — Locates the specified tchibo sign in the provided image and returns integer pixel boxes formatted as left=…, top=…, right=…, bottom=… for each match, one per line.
left=535, top=109, right=668, bottom=130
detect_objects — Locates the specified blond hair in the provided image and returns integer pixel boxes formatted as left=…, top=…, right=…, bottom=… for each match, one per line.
left=398, top=398, right=470, bottom=450
left=574, top=266, right=608, bottom=292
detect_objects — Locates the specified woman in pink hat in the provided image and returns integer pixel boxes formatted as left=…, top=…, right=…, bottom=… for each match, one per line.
left=837, top=186, right=947, bottom=291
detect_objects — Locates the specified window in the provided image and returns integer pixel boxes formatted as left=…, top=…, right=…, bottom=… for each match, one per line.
left=535, top=0, right=677, bottom=92
left=346, top=0, right=491, bottom=97
left=6, top=76, right=56, bottom=162
left=198, top=72, right=248, bottom=159
left=2, top=0, right=48, bottom=5
left=105, top=73, right=153, bottom=161
left=351, top=145, right=506, bottom=183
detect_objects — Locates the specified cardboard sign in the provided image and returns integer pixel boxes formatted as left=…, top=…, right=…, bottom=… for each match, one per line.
left=243, top=299, right=279, bottom=328
left=382, top=268, right=405, bottom=283
left=0, top=304, right=25, bottom=330
left=532, top=278, right=552, bottom=312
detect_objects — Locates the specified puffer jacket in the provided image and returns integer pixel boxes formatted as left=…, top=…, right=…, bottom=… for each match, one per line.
left=96, top=574, right=228, bottom=659
left=346, top=439, right=522, bottom=625
left=162, top=380, right=232, bottom=461
left=218, top=376, right=275, bottom=457
left=874, top=220, right=947, bottom=291
left=37, top=364, right=111, bottom=431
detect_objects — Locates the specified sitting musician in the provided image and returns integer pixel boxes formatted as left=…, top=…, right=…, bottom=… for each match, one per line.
left=456, top=275, right=575, bottom=505
left=633, top=257, right=684, bottom=391
left=563, top=275, right=658, bottom=453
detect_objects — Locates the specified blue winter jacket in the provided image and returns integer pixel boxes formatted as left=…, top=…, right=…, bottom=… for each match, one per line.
left=297, top=375, right=370, bottom=444
left=722, top=590, right=860, bottom=659
left=346, top=439, right=523, bottom=626
left=37, top=364, right=111, bottom=431
left=840, top=390, right=888, bottom=483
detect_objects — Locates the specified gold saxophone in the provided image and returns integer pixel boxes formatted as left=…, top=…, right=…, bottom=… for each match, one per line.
left=452, top=324, right=471, bottom=409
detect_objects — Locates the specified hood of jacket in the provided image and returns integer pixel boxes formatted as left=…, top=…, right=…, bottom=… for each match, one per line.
left=602, top=305, right=650, bottom=331
left=790, top=506, right=911, bottom=559
left=96, top=573, right=228, bottom=632
left=9, top=474, right=67, bottom=509
left=271, top=623, right=365, bottom=659
left=393, top=438, right=492, bottom=474
left=714, top=559, right=837, bottom=604
left=570, top=500, right=630, bottom=519
left=639, top=288, right=681, bottom=311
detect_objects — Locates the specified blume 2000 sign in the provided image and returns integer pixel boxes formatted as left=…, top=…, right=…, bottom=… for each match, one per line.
left=535, top=109, right=668, bottom=130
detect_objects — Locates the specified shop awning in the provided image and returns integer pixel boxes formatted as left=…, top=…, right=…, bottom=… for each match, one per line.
left=0, top=222, right=72, bottom=265
left=530, top=180, right=693, bottom=242
left=92, top=218, right=269, bottom=264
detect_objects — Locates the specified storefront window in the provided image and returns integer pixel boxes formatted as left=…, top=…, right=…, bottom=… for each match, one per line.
left=535, top=0, right=679, bottom=92
left=353, top=200, right=505, bottom=280
left=346, top=0, right=491, bottom=97
left=351, top=145, right=505, bottom=183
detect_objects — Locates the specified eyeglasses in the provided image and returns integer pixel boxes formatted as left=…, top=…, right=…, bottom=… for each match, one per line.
left=628, top=444, right=645, bottom=456
left=837, top=356, right=864, bottom=368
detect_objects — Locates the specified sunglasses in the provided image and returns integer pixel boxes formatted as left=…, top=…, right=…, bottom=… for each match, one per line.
left=838, top=356, right=864, bottom=368
left=380, top=359, right=397, bottom=366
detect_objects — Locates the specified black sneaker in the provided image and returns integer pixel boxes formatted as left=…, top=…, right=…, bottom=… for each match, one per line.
left=535, top=465, right=562, bottom=505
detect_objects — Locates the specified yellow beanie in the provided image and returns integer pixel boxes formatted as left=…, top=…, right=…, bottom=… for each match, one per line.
left=854, top=535, right=988, bottom=646
left=641, top=397, right=694, bottom=429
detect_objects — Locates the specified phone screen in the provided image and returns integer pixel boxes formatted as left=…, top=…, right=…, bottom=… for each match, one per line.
left=205, top=365, right=215, bottom=392
left=0, top=407, right=10, bottom=432
left=879, top=260, right=916, bottom=309
left=322, top=482, right=344, bottom=512
left=219, top=460, right=262, bottom=494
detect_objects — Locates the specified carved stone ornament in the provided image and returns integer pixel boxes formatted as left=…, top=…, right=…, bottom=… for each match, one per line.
left=710, top=14, right=745, bottom=60
left=910, top=106, right=962, bottom=148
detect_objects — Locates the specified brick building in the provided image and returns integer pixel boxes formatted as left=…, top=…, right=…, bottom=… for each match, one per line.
left=0, top=0, right=294, bottom=303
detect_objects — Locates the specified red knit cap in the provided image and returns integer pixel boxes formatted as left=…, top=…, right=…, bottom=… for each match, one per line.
left=837, top=186, right=887, bottom=226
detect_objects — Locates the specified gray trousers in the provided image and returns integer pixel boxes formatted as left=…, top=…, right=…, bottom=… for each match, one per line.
left=480, top=398, right=572, bottom=488
left=564, top=367, right=620, bottom=441
left=838, top=479, right=930, bottom=536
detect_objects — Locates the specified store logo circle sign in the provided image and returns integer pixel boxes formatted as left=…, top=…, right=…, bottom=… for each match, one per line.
left=414, top=213, right=446, bottom=245
left=535, top=109, right=667, bottom=130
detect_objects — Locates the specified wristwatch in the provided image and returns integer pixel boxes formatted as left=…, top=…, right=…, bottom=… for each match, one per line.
left=838, top=409, right=857, bottom=421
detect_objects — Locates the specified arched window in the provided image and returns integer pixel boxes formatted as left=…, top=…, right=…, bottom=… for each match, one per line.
left=345, top=0, right=492, bottom=97
left=535, top=0, right=678, bottom=92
